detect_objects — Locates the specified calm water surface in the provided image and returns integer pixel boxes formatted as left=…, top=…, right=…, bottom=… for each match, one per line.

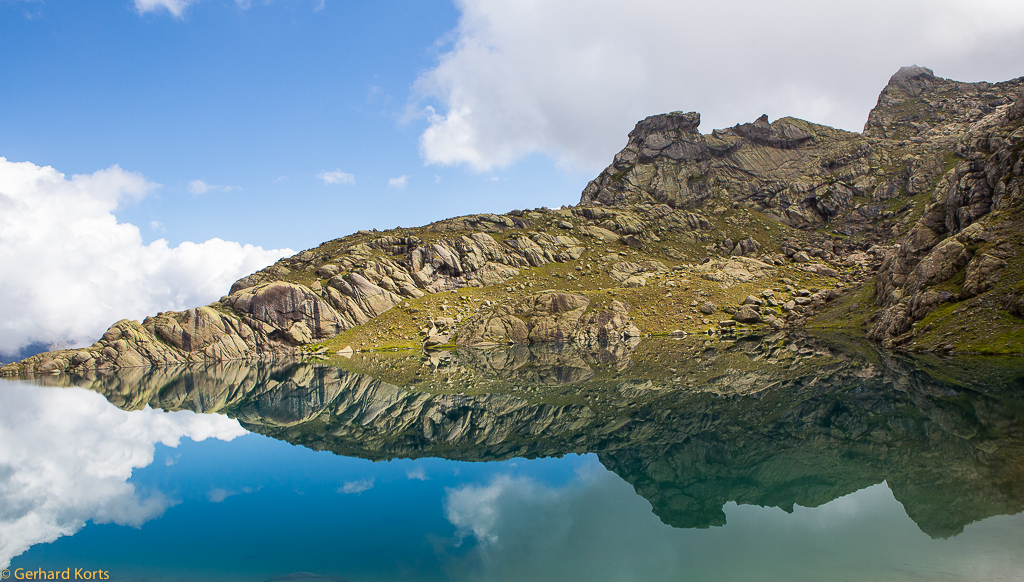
left=2, top=333, right=1023, bottom=581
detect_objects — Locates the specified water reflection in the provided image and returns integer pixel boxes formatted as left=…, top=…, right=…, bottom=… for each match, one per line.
left=34, top=332, right=1024, bottom=540
left=0, top=382, right=246, bottom=567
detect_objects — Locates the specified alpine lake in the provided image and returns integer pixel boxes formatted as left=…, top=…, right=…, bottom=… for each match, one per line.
left=2, top=331, right=1023, bottom=582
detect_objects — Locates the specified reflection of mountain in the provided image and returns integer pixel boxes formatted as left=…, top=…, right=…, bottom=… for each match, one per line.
left=53, top=333, right=1024, bottom=538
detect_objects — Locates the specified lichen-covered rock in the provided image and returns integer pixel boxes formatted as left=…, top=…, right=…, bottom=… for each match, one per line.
left=456, top=292, right=640, bottom=346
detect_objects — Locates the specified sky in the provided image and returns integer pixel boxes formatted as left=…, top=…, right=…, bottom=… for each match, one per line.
left=2, top=0, right=1024, bottom=355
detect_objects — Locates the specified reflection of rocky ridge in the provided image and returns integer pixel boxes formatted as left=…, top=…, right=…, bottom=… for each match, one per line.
left=52, top=335, right=1024, bottom=538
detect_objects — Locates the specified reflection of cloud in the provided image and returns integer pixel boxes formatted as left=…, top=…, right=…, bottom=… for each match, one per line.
left=207, top=486, right=255, bottom=503
left=0, top=382, right=247, bottom=568
left=339, top=479, right=374, bottom=494
left=406, top=467, right=428, bottom=481
left=445, top=475, right=541, bottom=545
left=207, top=488, right=233, bottom=503
left=440, top=461, right=1024, bottom=581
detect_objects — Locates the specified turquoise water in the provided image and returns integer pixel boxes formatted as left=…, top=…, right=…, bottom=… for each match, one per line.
left=3, top=336, right=1024, bottom=581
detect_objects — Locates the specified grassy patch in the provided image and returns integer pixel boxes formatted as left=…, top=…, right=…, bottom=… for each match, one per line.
left=807, top=279, right=877, bottom=329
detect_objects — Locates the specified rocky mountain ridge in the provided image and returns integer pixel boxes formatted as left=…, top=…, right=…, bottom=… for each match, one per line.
left=3, top=66, right=1023, bottom=376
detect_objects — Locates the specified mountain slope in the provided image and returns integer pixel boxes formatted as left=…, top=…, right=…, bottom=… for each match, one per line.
left=3, top=66, right=1023, bottom=376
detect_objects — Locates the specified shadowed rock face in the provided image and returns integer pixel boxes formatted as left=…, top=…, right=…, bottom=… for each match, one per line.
left=44, top=334, right=1024, bottom=539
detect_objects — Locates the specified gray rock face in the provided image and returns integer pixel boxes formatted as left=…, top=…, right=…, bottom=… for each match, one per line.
left=580, top=110, right=862, bottom=229
left=868, top=90, right=1024, bottom=345
left=225, top=281, right=343, bottom=341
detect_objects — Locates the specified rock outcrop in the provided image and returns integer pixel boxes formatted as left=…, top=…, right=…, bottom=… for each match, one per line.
left=455, top=291, right=641, bottom=346
left=581, top=111, right=865, bottom=229
left=863, top=75, right=1024, bottom=347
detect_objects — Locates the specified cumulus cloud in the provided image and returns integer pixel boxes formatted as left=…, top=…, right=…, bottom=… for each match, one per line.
left=188, top=179, right=239, bottom=195
left=406, top=466, right=428, bottom=481
left=317, top=170, right=356, bottom=185
left=0, top=382, right=247, bottom=567
left=339, top=478, right=374, bottom=494
left=415, top=0, right=1024, bottom=171
left=388, top=175, right=410, bottom=189
left=133, top=0, right=198, bottom=17
left=0, top=158, right=292, bottom=355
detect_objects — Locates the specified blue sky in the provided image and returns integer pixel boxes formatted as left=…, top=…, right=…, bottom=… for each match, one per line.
left=0, top=0, right=587, bottom=251
left=2, top=0, right=1023, bottom=354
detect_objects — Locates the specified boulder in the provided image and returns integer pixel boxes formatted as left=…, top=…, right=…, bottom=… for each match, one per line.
left=962, top=254, right=1007, bottom=298
left=225, top=281, right=344, bottom=343
left=733, top=306, right=763, bottom=324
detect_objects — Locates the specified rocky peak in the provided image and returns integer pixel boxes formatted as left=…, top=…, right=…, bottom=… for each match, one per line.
left=615, top=111, right=711, bottom=168
left=628, top=111, right=701, bottom=140
left=887, top=65, right=937, bottom=97
left=863, top=66, right=1023, bottom=140
left=580, top=106, right=860, bottom=223
left=729, top=113, right=815, bottom=149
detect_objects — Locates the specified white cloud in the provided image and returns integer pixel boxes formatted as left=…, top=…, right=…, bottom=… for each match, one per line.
left=0, top=382, right=247, bottom=568
left=388, top=175, right=410, bottom=189
left=415, top=0, right=1024, bottom=172
left=133, top=0, right=198, bottom=18
left=188, top=179, right=239, bottom=195
left=0, top=157, right=292, bottom=355
left=406, top=466, right=428, bottom=481
left=317, top=170, right=356, bottom=185
left=339, top=478, right=374, bottom=494
left=188, top=179, right=207, bottom=193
